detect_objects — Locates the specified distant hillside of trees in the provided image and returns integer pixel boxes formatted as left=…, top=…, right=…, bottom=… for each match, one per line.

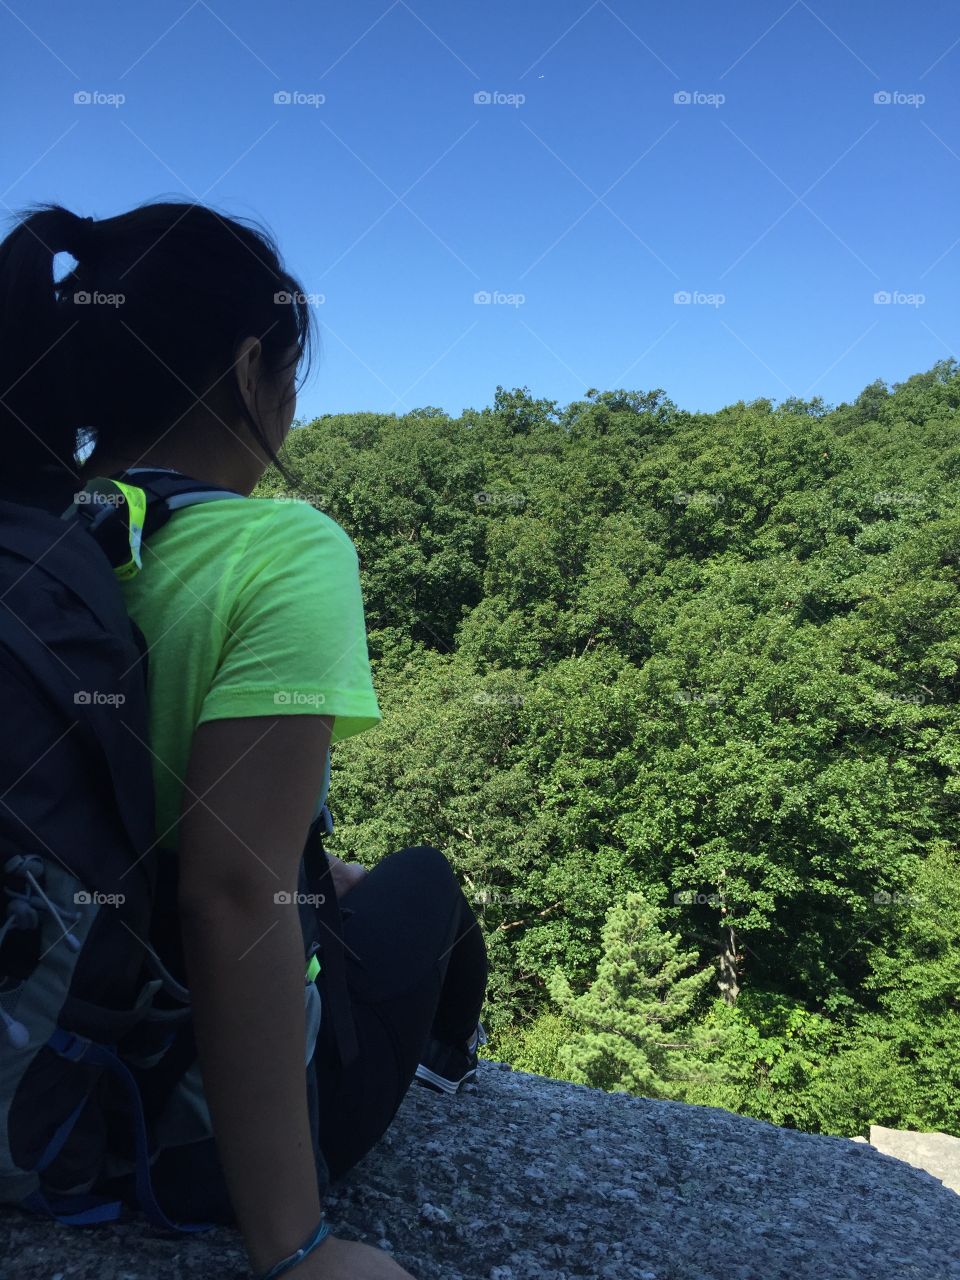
left=255, top=360, right=960, bottom=1137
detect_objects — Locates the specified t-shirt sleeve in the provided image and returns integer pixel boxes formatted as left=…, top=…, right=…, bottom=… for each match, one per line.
left=197, top=501, right=382, bottom=746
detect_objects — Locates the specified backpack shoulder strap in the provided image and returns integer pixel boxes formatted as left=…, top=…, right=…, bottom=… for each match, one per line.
left=62, top=469, right=247, bottom=579
left=0, top=497, right=158, bottom=866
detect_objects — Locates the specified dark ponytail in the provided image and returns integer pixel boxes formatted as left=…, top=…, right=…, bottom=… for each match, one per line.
left=0, top=199, right=317, bottom=489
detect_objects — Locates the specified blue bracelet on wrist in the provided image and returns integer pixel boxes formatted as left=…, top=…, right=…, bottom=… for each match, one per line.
left=255, top=1219, right=333, bottom=1280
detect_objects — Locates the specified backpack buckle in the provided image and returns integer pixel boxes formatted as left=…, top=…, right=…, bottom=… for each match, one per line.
left=48, top=1028, right=91, bottom=1062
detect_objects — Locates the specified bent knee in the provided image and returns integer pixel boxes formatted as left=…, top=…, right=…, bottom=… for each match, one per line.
left=398, top=843, right=454, bottom=876
left=383, top=843, right=460, bottom=892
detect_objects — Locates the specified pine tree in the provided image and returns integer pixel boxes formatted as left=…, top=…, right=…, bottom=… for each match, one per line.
left=547, top=890, right=716, bottom=1096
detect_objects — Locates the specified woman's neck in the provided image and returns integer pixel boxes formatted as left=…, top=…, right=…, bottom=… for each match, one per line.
left=82, top=449, right=262, bottom=497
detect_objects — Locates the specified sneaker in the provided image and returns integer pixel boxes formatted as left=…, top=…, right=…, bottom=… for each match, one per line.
left=414, top=1021, right=487, bottom=1095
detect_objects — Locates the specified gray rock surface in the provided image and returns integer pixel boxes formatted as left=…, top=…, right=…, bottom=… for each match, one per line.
left=2, top=1058, right=960, bottom=1280
left=868, top=1126, right=960, bottom=1195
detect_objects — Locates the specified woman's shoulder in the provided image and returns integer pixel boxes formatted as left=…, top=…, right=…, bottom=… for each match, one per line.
left=179, top=494, right=355, bottom=552
left=147, top=496, right=360, bottom=592
left=244, top=496, right=358, bottom=556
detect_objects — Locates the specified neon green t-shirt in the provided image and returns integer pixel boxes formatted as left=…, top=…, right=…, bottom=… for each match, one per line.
left=115, top=488, right=382, bottom=854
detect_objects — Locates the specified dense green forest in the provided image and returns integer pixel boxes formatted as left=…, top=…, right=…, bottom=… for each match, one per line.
left=255, top=360, right=960, bottom=1139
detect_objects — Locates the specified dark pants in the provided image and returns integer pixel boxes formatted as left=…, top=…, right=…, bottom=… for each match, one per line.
left=148, top=844, right=488, bottom=1220
left=313, top=844, right=489, bottom=1182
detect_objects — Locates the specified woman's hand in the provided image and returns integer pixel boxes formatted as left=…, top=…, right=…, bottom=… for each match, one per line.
left=325, top=852, right=368, bottom=900
left=290, top=1234, right=417, bottom=1278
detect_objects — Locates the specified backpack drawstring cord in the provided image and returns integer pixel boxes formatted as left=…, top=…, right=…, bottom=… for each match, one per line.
left=3, top=854, right=82, bottom=951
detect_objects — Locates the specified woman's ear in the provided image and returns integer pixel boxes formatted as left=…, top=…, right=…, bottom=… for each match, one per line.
left=234, top=335, right=263, bottom=415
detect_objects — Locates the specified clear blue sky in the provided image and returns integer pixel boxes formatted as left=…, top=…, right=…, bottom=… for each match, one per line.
left=2, top=0, right=958, bottom=420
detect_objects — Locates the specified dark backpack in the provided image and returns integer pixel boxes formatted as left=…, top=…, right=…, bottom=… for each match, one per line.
left=0, top=468, right=359, bottom=1230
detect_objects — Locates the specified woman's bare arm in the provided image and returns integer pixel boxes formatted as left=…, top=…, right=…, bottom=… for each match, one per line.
left=176, top=712, right=333, bottom=1275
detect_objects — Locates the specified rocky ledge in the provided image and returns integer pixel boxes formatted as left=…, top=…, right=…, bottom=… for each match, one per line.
left=2, top=1058, right=959, bottom=1280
